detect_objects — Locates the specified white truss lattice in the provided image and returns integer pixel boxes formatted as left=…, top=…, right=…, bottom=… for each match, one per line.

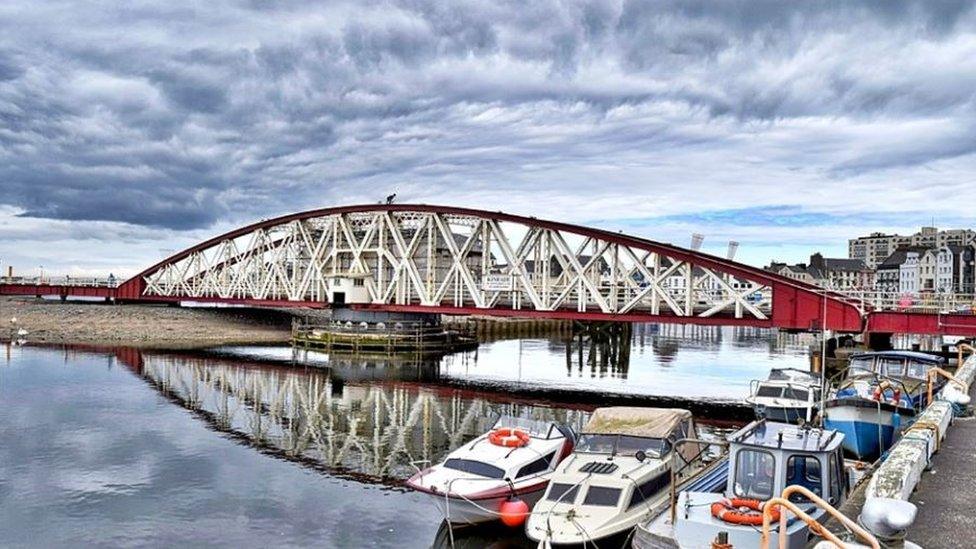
left=144, top=210, right=772, bottom=319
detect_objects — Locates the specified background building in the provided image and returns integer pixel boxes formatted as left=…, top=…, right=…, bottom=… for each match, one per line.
left=765, top=253, right=870, bottom=290
left=849, top=227, right=976, bottom=269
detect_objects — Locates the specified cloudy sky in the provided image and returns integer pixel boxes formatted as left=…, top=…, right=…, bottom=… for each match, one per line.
left=1, top=0, right=975, bottom=277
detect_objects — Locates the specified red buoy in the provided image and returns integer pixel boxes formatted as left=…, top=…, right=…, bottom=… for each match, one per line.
left=499, top=498, right=529, bottom=527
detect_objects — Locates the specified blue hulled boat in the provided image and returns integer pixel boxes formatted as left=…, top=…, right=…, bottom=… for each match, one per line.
left=823, top=351, right=945, bottom=460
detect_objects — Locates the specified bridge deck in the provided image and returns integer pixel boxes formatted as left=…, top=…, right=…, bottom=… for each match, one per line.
left=4, top=281, right=976, bottom=335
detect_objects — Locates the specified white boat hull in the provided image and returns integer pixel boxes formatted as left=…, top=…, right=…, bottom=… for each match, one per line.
left=426, top=487, right=546, bottom=524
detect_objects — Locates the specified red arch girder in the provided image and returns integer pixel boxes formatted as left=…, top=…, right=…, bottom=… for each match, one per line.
left=116, top=203, right=864, bottom=332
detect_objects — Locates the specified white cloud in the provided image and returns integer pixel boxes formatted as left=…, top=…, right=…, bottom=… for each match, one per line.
left=0, top=0, right=975, bottom=273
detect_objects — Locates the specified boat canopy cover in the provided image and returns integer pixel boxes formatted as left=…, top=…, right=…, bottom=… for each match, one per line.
left=582, top=407, right=691, bottom=438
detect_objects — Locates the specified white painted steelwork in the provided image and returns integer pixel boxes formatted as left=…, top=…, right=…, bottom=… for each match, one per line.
left=142, top=208, right=773, bottom=320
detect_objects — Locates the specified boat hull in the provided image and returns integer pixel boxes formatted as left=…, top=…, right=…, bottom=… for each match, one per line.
left=426, top=486, right=546, bottom=525
left=823, top=399, right=910, bottom=460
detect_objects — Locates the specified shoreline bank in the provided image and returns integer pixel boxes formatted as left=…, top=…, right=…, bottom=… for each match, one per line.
left=0, top=296, right=297, bottom=348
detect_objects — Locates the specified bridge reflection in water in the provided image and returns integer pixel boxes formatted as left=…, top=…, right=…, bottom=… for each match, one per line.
left=129, top=349, right=591, bottom=485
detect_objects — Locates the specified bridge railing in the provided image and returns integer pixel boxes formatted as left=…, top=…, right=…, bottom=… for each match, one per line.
left=1, top=276, right=120, bottom=288
left=834, top=290, right=976, bottom=314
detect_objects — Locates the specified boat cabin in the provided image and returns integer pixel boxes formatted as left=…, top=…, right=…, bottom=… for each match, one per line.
left=642, top=420, right=849, bottom=549
left=573, top=407, right=700, bottom=461
left=726, top=421, right=847, bottom=506
left=526, top=408, right=705, bottom=545
left=747, top=368, right=822, bottom=423
left=848, top=351, right=945, bottom=382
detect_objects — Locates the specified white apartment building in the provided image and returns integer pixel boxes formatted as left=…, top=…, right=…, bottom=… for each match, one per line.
left=935, top=247, right=955, bottom=294
left=899, top=249, right=922, bottom=295
left=849, top=227, right=976, bottom=269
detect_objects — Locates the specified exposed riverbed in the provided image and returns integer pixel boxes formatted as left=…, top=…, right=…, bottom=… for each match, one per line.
left=0, top=296, right=294, bottom=346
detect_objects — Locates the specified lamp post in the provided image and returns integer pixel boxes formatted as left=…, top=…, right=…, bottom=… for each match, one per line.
left=818, top=283, right=831, bottom=428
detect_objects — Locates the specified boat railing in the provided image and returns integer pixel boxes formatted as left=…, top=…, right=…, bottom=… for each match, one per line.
left=833, top=372, right=913, bottom=404
left=491, top=414, right=566, bottom=439
left=668, top=438, right=729, bottom=523
left=926, top=367, right=970, bottom=405
left=760, top=485, right=879, bottom=549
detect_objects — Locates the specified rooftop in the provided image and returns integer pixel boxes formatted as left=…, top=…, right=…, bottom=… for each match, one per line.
left=728, top=420, right=843, bottom=452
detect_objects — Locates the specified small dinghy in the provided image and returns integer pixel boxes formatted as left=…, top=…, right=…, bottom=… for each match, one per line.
left=526, top=407, right=713, bottom=546
left=405, top=415, right=575, bottom=526
left=745, top=368, right=822, bottom=424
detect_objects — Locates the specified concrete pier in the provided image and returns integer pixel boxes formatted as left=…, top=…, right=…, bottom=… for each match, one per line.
left=908, top=381, right=976, bottom=548
left=849, top=350, right=976, bottom=547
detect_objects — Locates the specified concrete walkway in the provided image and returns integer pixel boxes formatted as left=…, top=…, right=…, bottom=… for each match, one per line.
left=909, top=384, right=976, bottom=549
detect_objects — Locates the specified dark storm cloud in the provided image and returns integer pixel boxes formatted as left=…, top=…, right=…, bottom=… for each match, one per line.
left=0, top=51, right=24, bottom=81
left=0, top=0, right=974, bottom=239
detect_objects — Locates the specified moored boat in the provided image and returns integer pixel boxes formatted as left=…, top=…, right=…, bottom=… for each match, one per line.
left=745, top=368, right=821, bottom=424
left=405, top=415, right=575, bottom=525
left=823, top=351, right=946, bottom=460
left=634, top=420, right=849, bottom=549
left=525, top=407, right=712, bottom=546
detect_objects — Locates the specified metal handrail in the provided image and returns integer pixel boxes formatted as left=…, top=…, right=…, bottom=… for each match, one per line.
left=1, top=276, right=119, bottom=288
left=760, top=485, right=880, bottom=549
left=926, top=367, right=970, bottom=404
left=958, top=343, right=975, bottom=367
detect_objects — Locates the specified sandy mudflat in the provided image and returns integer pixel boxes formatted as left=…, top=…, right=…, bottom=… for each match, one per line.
left=0, top=296, right=300, bottom=347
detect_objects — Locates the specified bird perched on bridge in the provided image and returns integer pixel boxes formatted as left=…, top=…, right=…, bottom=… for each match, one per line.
left=385, top=193, right=396, bottom=204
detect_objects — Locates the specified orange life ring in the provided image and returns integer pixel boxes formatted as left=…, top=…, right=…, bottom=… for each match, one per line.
left=710, top=498, right=780, bottom=526
left=488, top=428, right=530, bottom=448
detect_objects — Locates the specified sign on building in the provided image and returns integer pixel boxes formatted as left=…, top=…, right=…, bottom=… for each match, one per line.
left=482, top=273, right=514, bottom=292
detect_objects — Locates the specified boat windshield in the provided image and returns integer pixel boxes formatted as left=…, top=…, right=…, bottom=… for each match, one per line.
left=783, top=387, right=810, bottom=401
left=443, top=458, right=505, bottom=479
left=733, top=449, right=775, bottom=500
left=880, top=357, right=906, bottom=378
left=849, top=356, right=874, bottom=376
left=576, top=434, right=670, bottom=459
left=756, top=385, right=783, bottom=398
left=906, top=360, right=931, bottom=381
left=491, top=415, right=558, bottom=438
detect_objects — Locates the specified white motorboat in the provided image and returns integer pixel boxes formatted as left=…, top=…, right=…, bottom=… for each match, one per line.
left=405, top=415, right=575, bottom=525
left=526, top=407, right=710, bottom=546
left=745, top=368, right=822, bottom=424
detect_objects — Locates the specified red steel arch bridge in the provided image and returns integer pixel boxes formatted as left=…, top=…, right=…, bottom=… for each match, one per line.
left=3, top=204, right=974, bottom=335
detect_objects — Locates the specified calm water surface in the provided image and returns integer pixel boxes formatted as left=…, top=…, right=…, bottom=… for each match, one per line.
left=0, top=326, right=813, bottom=548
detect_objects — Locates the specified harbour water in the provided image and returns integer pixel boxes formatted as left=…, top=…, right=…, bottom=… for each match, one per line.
left=0, top=325, right=814, bottom=547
